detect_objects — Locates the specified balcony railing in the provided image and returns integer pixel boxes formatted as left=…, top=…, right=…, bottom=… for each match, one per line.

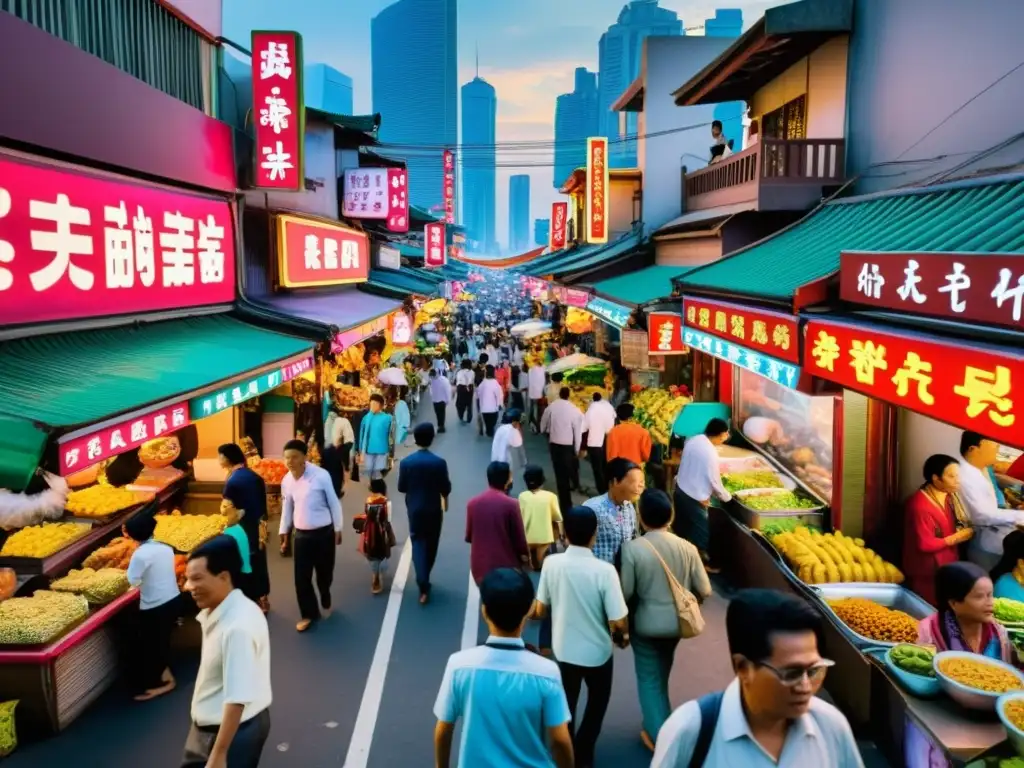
left=684, top=138, right=846, bottom=212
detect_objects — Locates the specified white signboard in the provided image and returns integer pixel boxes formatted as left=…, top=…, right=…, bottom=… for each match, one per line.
left=378, top=245, right=401, bottom=271
left=342, top=168, right=388, bottom=219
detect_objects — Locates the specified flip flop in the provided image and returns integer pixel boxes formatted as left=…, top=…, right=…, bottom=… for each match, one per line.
left=296, top=619, right=313, bottom=632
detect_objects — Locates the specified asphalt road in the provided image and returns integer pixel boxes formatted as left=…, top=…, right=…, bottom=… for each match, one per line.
left=7, top=397, right=887, bottom=767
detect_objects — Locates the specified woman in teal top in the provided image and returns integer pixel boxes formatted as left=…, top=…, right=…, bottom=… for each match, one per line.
left=220, top=498, right=252, bottom=576
left=393, top=386, right=411, bottom=446
left=991, top=530, right=1024, bottom=602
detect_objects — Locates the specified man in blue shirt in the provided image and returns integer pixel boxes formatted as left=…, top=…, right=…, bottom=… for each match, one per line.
left=355, top=394, right=394, bottom=481
left=434, top=568, right=574, bottom=768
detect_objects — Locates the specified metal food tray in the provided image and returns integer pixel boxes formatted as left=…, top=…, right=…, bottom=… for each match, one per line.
left=733, top=488, right=825, bottom=530
left=811, top=583, right=935, bottom=649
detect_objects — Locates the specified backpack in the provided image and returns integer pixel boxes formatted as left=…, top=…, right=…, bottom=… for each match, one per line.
left=641, top=539, right=705, bottom=638
left=688, top=691, right=724, bottom=767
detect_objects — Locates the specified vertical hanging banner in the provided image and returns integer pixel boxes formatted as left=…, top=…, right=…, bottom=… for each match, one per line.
left=442, top=149, right=456, bottom=224
left=251, top=31, right=305, bottom=191
left=585, top=137, right=609, bottom=244
left=386, top=167, right=410, bottom=232
left=550, top=201, right=568, bottom=249
left=425, top=222, right=447, bottom=268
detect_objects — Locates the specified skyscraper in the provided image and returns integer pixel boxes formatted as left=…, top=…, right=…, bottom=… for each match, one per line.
left=509, top=175, right=530, bottom=252
left=553, top=67, right=599, bottom=189
left=304, top=64, right=353, bottom=115
left=534, top=218, right=550, bottom=246
left=371, top=0, right=457, bottom=210
left=705, top=10, right=745, bottom=152
left=598, top=0, right=682, bottom=168
left=461, top=66, right=497, bottom=253
left=705, top=8, right=742, bottom=37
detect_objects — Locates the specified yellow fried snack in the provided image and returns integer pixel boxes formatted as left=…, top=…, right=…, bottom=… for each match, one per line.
left=0, top=522, right=92, bottom=559
left=153, top=513, right=227, bottom=552
left=938, top=656, right=1023, bottom=694
left=50, top=567, right=130, bottom=604
left=0, top=590, right=90, bottom=644
left=66, top=485, right=140, bottom=518
left=827, top=597, right=918, bottom=643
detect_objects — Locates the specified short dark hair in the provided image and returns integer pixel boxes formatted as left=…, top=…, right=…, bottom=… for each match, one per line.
left=124, top=513, right=156, bottom=542
left=923, top=454, right=958, bottom=486
left=704, top=418, right=730, bottom=438
left=283, top=438, right=307, bottom=455
left=559, top=387, right=570, bottom=400
left=413, top=422, right=435, bottom=447
left=188, top=534, right=243, bottom=588
left=726, top=589, right=824, bottom=663
left=563, top=505, right=598, bottom=546
left=616, top=403, right=634, bottom=420
left=480, top=568, right=534, bottom=632
left=592, top=392, right=603, bottom=402
left=712, top=119, right=723, bottom=130
left=523, top=464, right=545, bottom=491
left=503, top=409, right=522, bottom=425
left=429, top=369, right=438, bottom=378
left=485, top=365, right=496, bottom=378
left=607, top=457, right=640, bottom=484
left=461, top=358, right=473, bottom=370
left=369, top=478, right=387, bottom=495
left=639, top=488, right=673, bottom=529
left=960, top=430, right=987, bottom=457
left=218, top=443, right=246, bottom=466
left=551, top=372, right=564, bottom=383
left=478, top=353, right=489, bottom=365
left=487, top=461, right=511, bottom=490
left=370, top=393, right=385, bottom=405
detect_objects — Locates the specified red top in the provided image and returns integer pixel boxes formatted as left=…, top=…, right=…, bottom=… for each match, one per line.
left=903, top=489, right=959, bottom=606
left=1007, top=454, right=1024, bottom=482
left=465, top=488, right=529, bottom=585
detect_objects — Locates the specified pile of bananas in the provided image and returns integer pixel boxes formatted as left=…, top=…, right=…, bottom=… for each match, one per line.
left=771, top=527, right=904, bottom=584
left=568, top=386, right=609, bottom=413
left=0, top=522, right=92, bottom=559
left=154, top=512, right=227, bottom=553
left=337, top=343, right=367, bottom=374
left=630, top=389, right=690, bottom=446
left=0, top=590, right=90, bottom=645
left=50, top=568, right=130, bottom=604
left=66, top=484, right=141, bottom=519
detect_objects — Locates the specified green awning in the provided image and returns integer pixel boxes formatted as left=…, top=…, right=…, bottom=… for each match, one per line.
left=678, top=175, right=1024, bottom=301
left=366, top=269, right=441, bottom=298
left=589, top=265, right=688, bottom=306
left=0, top=315, right=313, bottom=430
left=305, top=108, right=380, bottom=136
left=0, top=416, right=48, bottom=492
left=523, top=232, right=642, bottom=278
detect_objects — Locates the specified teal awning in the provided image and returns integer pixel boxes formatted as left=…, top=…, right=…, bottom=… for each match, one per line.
left=523, top=232, right=643, bottom=278
left=0, top=416, right=48, bottom=492
left=366, top=269, right=441, bottom=298
left=588, top=265, right=688, bottom=306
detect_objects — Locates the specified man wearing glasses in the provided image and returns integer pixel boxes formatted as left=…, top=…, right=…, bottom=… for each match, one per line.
left=651, top=589, right=863, bottom=767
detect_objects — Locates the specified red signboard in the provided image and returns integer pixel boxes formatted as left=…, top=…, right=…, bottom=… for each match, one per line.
left=552, top=285, right=589, bottom=308
left=281, top=355, right=314, bottom=382
left=59, top=403, right=190, bottom=475
left=683, top=297, right=800, bottom=364
left=648, top=312, right=686, bottom=355
left=0, top=153, right=236, bottom=328
left=442, top=150, right=455, bottom=225
left=330, top=314, right=389, bottom=353
left=551, top=201, right=568, bottom=249
left=840, top=251, right=1024, bottom=330
left=805, top=319, right=1024, bottom=448
left=277, top=215, right=368, bottom=288
left=425, top=222, right=446, bottom=268
left=585, top=137, right=609, bottom=244
left=386, top=168, right=409, bottom=233
left=252, top=31, right=304, bottom=191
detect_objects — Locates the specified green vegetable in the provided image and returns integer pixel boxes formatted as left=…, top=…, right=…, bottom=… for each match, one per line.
left=1000, top=758, right=1024, bottom=768
left=890, top=644, right=936, bottom=677
left=995, top=597, right=1024, bottom=623
left=741, top=491, right=820, bottom=511
left=760, top=518, right=821, bottom=537
left=723, top=471, right=784, bottom=493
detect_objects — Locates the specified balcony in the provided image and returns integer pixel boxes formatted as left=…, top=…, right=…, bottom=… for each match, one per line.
left=684, top=138, right=846, bottom=213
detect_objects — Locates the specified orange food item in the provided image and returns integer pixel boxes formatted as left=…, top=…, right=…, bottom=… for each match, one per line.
left=250, top=458, right=287, bottom=484
left=174, top=554, right=187, bottom=589
left=0, top=569, right=16, bottom=602
left=82, top=537, right=139, bottom=570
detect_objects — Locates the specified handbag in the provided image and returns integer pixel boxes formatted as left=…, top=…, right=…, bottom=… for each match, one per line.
left=642, top=538, right=705, bottom=639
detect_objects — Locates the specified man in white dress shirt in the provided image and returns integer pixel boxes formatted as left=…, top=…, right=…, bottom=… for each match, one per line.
left=958, top=430, right=1024, bottom=570
left=674, top=418, right=731, bottom=571
left=476, top=365, right=505, bottom=438
left=182, top=536, right=271, bottom=768
left=541, top=387, right=584, bottom=518
left=581, top=392, right=616, bottom=495
left=455, top=359, right=476, bottom=424
left=527, top=362, right=547, bottom=432
left=492, top=411, right=525, bottom=488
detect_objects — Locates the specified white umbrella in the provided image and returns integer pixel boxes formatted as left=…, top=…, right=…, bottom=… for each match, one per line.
left=377, top=367, right=407, bottom=386
left=524, top=327, right=553, bottom=340
left=511, top=320, right=551, bottom=336
left=546, top=353, right=606, bottom=374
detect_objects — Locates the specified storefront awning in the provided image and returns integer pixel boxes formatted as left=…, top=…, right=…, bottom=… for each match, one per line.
left=365, top=269, right=442, bottom=299
left=0, top=416, right=48, bottom=492
left=0, top=315, right=313, bottom=432
left=677, top=174, right=1024, bottom=305
left=588, top=265, right=688, bottom=306
left=244, top=288, right=402, bottom=340
left=523, top=231, right=643, bottom=279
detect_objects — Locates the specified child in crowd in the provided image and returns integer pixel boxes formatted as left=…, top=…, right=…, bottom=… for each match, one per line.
left=220, top=498, right=253, bottom=597
left=518, top=465, right=563, bottom=570
left=359, top=478, right=396, bottom=594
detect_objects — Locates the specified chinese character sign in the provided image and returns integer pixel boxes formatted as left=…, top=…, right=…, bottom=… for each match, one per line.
left=59, top=403, right=190, bottom=475
left=277, top=215, right=368, bottom=288
left=341, top=168, right=388, bottom=219
left=585, top=137, right=609, bottom=244
left=0, top=154, right=236, bottom=328
left=682, top=296, right=800, bottom=365
left=683, top=327, right=801, bottom=390
left=551, top=286, right=589, bottom=308
left=840, top=251, right=1024, bottom=329
left=424, top=222, right=447, bottom=268
left=551, top=201, right=568, bottom=249
left=281, top=355, right=314, bottom=382
left=586, top=296, right=631, bottom=329
left=189, top=359, right=305, bottom=421
left=805, top=319, right=1024, bottom=447
left=647, top=312, right=685, bottom=355
left=386, top=168, right=409, bottom=233
left=442, top=150, right=455, bottom=225
left=251, top=31, right=304, bottom=191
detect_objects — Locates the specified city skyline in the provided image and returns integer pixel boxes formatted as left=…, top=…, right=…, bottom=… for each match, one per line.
left=461, top=68, right=498, bottom=252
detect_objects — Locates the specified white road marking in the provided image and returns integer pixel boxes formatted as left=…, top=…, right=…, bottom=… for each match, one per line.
left=343, top=537, right=413, bottom=767
left=461, top=571, right=481, bottom=650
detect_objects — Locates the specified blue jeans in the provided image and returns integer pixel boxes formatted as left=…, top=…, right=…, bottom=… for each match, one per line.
left=632, top=633, right=679, bottom=738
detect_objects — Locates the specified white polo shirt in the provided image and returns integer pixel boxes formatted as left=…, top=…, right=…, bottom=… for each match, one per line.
left=651, top=679, right=864, bottom=768
left=536, top=546, right=628, bottom=667
left=126, top=539, right=180, bottom=610
left=192, top=589, right=272, bottom=727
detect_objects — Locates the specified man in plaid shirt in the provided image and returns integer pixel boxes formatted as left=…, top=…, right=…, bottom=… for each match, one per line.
left=583, top=458, right=644, bottom=567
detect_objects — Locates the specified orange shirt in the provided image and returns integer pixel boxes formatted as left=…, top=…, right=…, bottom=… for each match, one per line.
left=604, top=422, right=652, bottom=465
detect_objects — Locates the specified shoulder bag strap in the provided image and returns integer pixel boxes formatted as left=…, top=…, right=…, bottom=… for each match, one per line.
left=642, top=538, right=685, bottom=592
left=688, top=690, right=725, bottom=768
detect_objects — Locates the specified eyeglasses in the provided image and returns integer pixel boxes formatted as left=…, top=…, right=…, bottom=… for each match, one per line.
left=758, top=658, right=835, bottom=686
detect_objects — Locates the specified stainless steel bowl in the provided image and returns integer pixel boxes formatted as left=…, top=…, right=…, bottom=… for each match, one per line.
left=934, top=651, right=1024, bottom=711
left=812, top=583, right=935, bottom=649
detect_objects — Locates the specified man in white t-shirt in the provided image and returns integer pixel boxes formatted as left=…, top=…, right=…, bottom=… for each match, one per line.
left=527, top=362, right=547, bottom=433
left=454, top=359, right=476, bottom=424
left=476, top=365, right=505, bottom=438
left=581, top=392, right=616, bottom=495
left=492, top=411, right=525, bottom=487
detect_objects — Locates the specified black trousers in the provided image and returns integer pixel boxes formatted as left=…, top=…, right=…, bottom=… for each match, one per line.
left=293, top=525, right=335, bottom=620
left=411, top=528, right=441, bottom=595
left=549, top=443, right=576, bottom=518
left=433, top=402, right=447, bottom=431
left=559, top=657, right=614, bottom=765
left=134, top=596, right=178, bottom=693
left=456, top=386, right=473, bottom=422
left=481, top=411, right=499, bottom=437
left=181, top=708, right=270, bottom=768
left=588, top=444, right=608, bottom=495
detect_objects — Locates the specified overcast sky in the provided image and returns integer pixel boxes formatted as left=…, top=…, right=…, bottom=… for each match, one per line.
left=223, top=0, right=778, bottom=249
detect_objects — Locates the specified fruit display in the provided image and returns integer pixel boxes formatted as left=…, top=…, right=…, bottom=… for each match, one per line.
left=568, top=386, right=609, bottom=414
left=174, top=554, right=188, bottom=589
left=249, top=458, right=287, bottom=485
left=139, top=436, right=181, bottom=468
left=890, top=644, right=937, bottom=677
left=738, top=490, right=822, bottom=511
left=0, top=522, right=92, bottom=559
left=564, top=365, right=610, bottom=388
left=995, top=597, right=1024, bottom=624
left=630, top=388, right=690, bottom=446
left=722, top=471, right=784, bottom=493
left=65, top=484, right=146, bottom=519
left=332, top=383, right=370, bottom=410
left=50, top=568, right=129, bottom=604
left=0, top=590, right=89, bottom=645
left=82, top=537, right=139, bottom=570
left=760, top=517, right=822, bottom=538
left=827, top=597, right=918, bottom=643
left=154, top=511, right=227, bottom=553
left=770, top=527, right=905, bottom=584
left=937, top=656, right=1024, bottom=694
left=337, top=344, right=368, bottom=374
